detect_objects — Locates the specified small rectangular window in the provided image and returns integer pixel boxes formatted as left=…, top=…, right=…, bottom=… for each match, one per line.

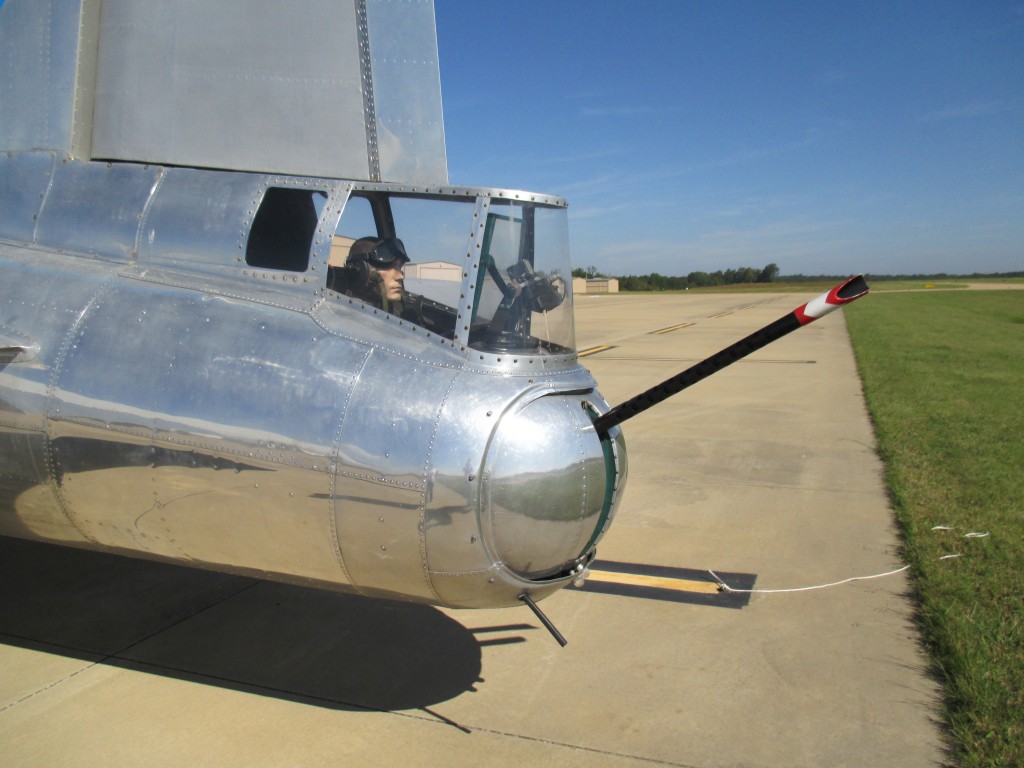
left=245, top=187, right=323, bottom=271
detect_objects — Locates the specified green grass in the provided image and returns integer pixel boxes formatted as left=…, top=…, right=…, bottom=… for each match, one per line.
left=620, top=279, right=978, bottom=295
left=844, top=290, right=1024, bottom=767
left=863, top=279, right=970, bottom=291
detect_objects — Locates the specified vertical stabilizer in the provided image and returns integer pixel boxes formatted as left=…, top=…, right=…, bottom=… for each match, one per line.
left=0, top=0, right=448, bottom=184
left=0, top=0, right=100, bottom=157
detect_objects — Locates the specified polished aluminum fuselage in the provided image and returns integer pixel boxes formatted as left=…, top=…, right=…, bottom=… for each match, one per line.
left=0, top=153, right=626, bottom=608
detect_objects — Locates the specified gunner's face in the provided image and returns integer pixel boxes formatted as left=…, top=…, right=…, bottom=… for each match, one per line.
left=377, top=259, right=405, bottom=300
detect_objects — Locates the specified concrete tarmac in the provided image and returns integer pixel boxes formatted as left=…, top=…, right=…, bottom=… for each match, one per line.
left=0, top=290, right=945, bottom=767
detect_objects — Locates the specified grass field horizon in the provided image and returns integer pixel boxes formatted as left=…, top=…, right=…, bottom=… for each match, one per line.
left=844, top=290, right=1023, bottom=767
left=616, top=276, right=1024, bottom=295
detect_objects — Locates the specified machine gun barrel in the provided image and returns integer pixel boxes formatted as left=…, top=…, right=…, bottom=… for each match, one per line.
left=592, top=275, right=869, bottom=436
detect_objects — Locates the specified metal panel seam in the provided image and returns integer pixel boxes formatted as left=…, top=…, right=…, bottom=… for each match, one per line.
left=31, top=153, right=59, bottom=244
left=124, top=269, right=320, bottom=314
left=566, top=397, right=593, bottom=561
left=308, top=303, right=466, bottom=372
left=71, top=0, right=102, bottom=159
left=420, top=369, right=461, bottom=599
left=328, top=344, right=374, bottom=591
left=42, top=271, right=122, bottom=543
left=42, top=0, right=52, bottom=144
left=133, top=166, right=166, bottom=262
left=355, top=0, right=380, bottom=181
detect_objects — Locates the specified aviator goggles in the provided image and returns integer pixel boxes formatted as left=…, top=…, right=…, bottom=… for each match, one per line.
left=363, top=238, right=409, bottom=268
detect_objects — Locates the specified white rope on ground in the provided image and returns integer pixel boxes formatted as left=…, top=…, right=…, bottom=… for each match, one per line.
left=932, top=525, right=990, bottom=538
left=709, top=525, right=990, bottom=594
left=708, top=565, right=911, bottom=594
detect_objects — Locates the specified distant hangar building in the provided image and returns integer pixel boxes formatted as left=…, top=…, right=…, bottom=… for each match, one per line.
left=572, top=277, right=620, bottom=294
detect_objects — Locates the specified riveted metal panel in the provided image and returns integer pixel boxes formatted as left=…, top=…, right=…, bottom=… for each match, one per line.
left=0, top=243, right=122, bottom=544
left=331, top=345, right=460, bottom=601
left=365, top=0, right=448, bottom=184
left=51, top=280, right=359, bottom=464
left=137, top=167, right=269, bottom=272
left=35, top=159, right=161, bottom=262
left=0, top=427, right=70, bottom=541
left=0, top=152, right=56, bottom=245
left=138, top=167, right=345, bottom=281
left=2, top=0, right=448, bottom=182
left=421, top=371, right=518, bottom=579
left=92, top=0, right=370, bottom=178
left=482, top=391, right=607, bottom=579
left=45, top=273, right=369, bottom=582
left=0, top=245, right=119, bottom=426
left=88, top=0, right=446, bottom=183
left=0, top=0, right=83, bottom=153
left=429, top=568, right=565, bottom=610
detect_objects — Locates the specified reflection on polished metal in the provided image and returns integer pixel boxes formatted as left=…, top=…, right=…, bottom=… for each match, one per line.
left=0, top=0, right=627, bottom=613
left=0, top=152, right=628, bottom=610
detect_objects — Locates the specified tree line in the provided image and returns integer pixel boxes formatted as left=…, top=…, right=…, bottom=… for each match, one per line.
left=573, top=263, right=780, bottom=290
left=782, top=270, right=1024, bottom=282
left=572, top=266, right=1024, bottom=291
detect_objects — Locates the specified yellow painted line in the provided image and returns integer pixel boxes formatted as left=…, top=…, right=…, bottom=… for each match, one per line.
left=587, top=569, right=721, bottom=594
left=579, top=345, right=614, bottom=357
left=651, top=322, right=695, bottom=335
left=708, top=311, right=734, bottom=319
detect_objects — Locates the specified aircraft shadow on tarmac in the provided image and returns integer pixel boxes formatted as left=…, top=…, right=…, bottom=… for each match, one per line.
left=0, top=537, right=528, bottom=713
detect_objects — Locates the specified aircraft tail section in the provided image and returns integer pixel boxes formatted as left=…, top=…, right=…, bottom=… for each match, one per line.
left=0, top=0, right=447, bottom=185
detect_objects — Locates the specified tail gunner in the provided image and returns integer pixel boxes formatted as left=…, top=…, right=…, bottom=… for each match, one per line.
left=331, top=236, right=410, bottom=314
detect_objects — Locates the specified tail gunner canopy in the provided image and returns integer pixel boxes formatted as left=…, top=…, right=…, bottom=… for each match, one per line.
left=326, top=190, right=576, bottom=357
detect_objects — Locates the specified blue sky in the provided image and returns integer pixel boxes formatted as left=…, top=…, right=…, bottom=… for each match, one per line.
left=433, top=1, right=1023, bottom=277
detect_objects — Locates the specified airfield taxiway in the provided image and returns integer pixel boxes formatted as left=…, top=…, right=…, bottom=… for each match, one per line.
left=0, top=290, right=945, bottom=767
